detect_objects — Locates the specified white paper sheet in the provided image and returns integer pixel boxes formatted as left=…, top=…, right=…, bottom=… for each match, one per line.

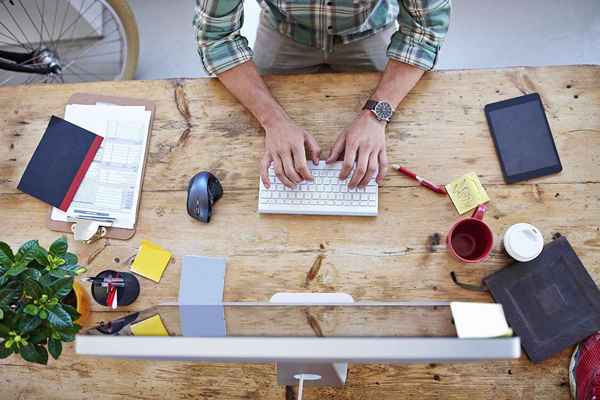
left=450, top=302, right=513, bottom=339
left=51, top=104, right=151, bottom=230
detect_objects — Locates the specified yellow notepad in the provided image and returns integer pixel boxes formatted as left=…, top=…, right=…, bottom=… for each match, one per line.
left=130, top=314, right=169, bottom=336
left=130, top=240, right=172, bottom=283
left=445, top=172, right=490, bottom=215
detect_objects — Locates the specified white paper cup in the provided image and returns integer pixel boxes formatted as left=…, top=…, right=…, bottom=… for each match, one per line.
left=503, top=223, right=544, bottom=262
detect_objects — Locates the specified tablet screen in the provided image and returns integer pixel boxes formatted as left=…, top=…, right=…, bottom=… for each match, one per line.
left=485, top=94, right=562, bottom=183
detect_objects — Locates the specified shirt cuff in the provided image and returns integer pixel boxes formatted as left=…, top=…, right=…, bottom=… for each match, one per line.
left=199, top=36, right=254, bottom=76
left=387, top=31, right=439, bottom=71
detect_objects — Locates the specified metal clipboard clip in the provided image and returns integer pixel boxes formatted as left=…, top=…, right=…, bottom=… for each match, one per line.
left=68, top=217, right=115, bottom=244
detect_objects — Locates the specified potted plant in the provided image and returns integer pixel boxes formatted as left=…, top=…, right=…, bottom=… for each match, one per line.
left=0, top=237, right=86, bottom=364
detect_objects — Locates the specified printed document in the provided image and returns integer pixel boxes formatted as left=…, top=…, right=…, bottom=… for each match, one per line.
left=51, top=104, right=151, bottom=229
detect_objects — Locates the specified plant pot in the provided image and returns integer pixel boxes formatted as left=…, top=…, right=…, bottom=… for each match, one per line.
left=62, top=280, right=91, bottom=327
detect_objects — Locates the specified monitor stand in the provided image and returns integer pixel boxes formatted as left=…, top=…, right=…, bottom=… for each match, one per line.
left=269, top=292, right=355, bottom=387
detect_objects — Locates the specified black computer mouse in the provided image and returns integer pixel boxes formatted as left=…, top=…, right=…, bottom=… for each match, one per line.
left=186, top=172, right=223, bottom=223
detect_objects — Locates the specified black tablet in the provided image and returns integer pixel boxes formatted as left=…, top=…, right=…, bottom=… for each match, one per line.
left=484, top=93, right=562, bottom=183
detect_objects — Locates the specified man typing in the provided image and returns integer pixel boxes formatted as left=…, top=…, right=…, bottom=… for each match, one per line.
left=194, top=0, right=451, bottom=189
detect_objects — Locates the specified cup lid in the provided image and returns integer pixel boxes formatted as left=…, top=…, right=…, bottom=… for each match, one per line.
left=503, top=223, right=544, bottom=262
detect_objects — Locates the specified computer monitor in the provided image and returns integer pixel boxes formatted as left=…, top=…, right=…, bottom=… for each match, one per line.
left=76, top=302, right=520, bottom=387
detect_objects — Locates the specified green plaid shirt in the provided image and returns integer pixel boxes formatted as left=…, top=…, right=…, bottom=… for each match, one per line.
left=194, top=0, right=451, bottom=75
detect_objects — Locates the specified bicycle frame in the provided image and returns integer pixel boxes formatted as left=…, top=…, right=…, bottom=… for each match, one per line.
left=0, top=49, right=53, bottom=74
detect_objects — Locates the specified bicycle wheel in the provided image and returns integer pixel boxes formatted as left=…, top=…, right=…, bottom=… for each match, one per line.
left=0, top=0, right=139, bottom=85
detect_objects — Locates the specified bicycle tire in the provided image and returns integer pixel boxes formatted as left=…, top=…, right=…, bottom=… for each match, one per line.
left=105, top=0, right=139, bottom=80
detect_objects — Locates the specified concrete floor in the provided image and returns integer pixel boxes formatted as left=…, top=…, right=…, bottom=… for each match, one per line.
left=128, top=0, right=599, bottom=80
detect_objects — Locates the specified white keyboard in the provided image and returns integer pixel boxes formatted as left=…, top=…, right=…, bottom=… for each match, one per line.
left=258, top=161, right=378, bottom=216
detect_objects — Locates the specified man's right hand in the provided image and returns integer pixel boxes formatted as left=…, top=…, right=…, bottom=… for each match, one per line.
left=260, top=118, right=321, bottom=189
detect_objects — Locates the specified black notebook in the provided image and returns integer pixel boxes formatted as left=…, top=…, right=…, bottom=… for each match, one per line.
left=485, top=236, right=600, bottom=363
left=18, top=116, right=103, bottom=211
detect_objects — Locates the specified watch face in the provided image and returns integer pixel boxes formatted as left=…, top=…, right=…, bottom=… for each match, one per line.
left=374, top=101, right=393, bottom=121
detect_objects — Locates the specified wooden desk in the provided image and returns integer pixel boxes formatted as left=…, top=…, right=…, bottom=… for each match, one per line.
left=0, top=66, right=599, bottom=399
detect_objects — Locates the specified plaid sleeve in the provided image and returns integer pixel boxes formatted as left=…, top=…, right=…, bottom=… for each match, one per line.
left=387, top=0, right=451, bottom=71
left=194, top=0, right=253, bottom=75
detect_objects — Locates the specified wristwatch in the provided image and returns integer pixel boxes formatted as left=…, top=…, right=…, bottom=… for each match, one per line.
left=363, top=100, right=394, bottom=123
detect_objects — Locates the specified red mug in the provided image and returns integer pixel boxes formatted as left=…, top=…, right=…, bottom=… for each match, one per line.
left=447, top=204, right=494, bottom=263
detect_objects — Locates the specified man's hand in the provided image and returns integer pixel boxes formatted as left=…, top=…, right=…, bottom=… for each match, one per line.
left=326, top=111, right=389, bottom=188
left=260, top=118, right=321, bottom=189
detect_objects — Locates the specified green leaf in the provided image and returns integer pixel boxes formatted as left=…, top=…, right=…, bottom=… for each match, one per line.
left=29, top=331, right=46, bottom=344
left=20, top=343, right=48, bottom=365
left=0, top=288, right=19, bottom=307
left=49, top=277, right=74, bottom=298
left=32, top=246, right=49, bottom=267
left=15, top=240, right=39, bottom=266
left=59, top=332, right=75, bottom=342
left=39, top=310, right=47, bottom=320
left=49, top=269, right=71, bottom=279
left=38, top=274, right=54, bottom=289
left=49, top=237, right=68, bottom=257
left=46, top=305, right=72, bottom=329
left=0, top=323, right=10, bottom=337
left=48, top=338, right=62, bottom=359
left=59, top=323, right=81, bottom=335
left=18, top=315, right=42, bottom=333
left=62, top=253, right=78, bottom=266
left=0, top=242, right=14, bottom=267
left=23, top=279, right=43, bottom=299
left=59, top=264, right=85, bottom=276
left=23, top=304, right=39, bottom=316
left=6, top=264, right=27, bottom=277
left=61, top=304, right=80, bottom=320
left=23, top=268, right=42, bottom=281
left=0, top=342, right=13, bottom=359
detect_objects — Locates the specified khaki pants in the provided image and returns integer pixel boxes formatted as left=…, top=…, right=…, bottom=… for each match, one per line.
left=254, top=13, right=396, bottom=75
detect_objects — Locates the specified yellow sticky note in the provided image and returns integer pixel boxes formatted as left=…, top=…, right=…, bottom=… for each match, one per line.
left=130, top=240, right=172, bottom=283
left=130, top=314, right=169, bottom=336
left=445, top=172, right=490, bottom=215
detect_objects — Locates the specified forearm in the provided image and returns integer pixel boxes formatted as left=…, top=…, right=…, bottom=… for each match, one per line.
left=371, top=60, right=425, bottom=109
left=217, top=60, right=289, bottom=129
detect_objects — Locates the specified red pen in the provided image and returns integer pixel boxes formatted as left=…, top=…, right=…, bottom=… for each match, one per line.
left=106, top=272, right=119, bottom=309
left=392, top=164, right=447, bottom=194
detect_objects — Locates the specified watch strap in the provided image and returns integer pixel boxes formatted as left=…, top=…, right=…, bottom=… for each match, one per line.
left=363, top=100, right=378, bottom=111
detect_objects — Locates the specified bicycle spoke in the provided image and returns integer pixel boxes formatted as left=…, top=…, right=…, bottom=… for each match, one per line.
left=57, top=12, right=118, bottom=57
left=62, top=65, right=86, bottom=81
left=69, top=64, right=112, bottom=81
left=56, top=0, right=94, bottom=44
left=1, top=2, right=35, bottom=50
left=33, top=0, right=53, bottom=47
left=51, top=0, right=60, bottom=45
left=56, top=0, right=72, bottom=46
left=0, top=19, right=33, bottom=51
left=63, top=49, right=122, bottom=64
left=16, top=0, right=44, bottom=46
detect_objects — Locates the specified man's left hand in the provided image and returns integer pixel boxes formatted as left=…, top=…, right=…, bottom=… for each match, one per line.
left=326, top=110, right=389, bottom=188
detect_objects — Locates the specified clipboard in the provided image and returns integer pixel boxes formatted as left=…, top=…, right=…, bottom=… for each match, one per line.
left=47, top=93, right=156, bottom=240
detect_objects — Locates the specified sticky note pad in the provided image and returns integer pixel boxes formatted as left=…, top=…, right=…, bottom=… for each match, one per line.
left=450, top=302, right=513, bottom=338
left=130, top=240, right=172, bottom=282
left=130, top=314, right=169, bottom=336
left=445, top=172, right=490, bottom=214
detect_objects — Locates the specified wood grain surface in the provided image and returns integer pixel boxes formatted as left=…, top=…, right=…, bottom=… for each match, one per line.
left=0, top=65, right=599, bottom=399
